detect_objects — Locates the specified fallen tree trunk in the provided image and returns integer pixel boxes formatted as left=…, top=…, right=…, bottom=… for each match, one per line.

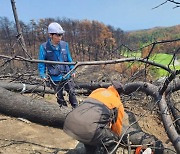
left=0, top=82, right=158, bottom=129
left=0, top=81, right=55, bottom=94
left=0, top=81, right=90, bottom=95
left=159, top=95, right=180, bottom=153
left=0, top=87, right=71, bottom=128
left=165, top=78, right=180, bottom=132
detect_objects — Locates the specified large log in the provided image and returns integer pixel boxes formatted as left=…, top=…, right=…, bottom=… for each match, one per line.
left=0, top=81, right=90, bottom=95
left=159, top=95, right=180, bottom=153
left=0, top=81, right=55, bottom=94
left=0, top=87, right=71, bottom=128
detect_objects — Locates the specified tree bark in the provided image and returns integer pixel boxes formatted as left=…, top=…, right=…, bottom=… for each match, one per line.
left=0, top=81, right=54, bottom=94
left=0, top=81, right=91, bottom=95
left=0, top=87, right=71, bottom=128
left=11, top=0, right=30, bottom=58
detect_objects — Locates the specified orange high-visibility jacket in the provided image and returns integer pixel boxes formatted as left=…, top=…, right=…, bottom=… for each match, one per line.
left=88, top=86, right=124, bottom=135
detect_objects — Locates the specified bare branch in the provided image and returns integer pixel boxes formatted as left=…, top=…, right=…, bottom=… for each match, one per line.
left=0, top=54, right=173, bottom=79
left=152, top=1, right=169, bottom=9
left=153, top=0, right=180, bottom=9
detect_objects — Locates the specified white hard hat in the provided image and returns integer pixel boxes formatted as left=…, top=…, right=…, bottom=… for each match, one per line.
left=48, top=22, right=65, bottom=34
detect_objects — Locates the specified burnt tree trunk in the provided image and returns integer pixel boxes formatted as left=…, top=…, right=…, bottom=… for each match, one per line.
left=0, top=81, right=55, bottom=94
left=0, top=87, right=71, bottom=128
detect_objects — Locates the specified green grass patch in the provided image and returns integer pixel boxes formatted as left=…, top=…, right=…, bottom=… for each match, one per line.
left=150, top=53, right=179, bottom=78
left=122, top=51, right=179, bottom=78
left=150, top=53, right=173, bottom=65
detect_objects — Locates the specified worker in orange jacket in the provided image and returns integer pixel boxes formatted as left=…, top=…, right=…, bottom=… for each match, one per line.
left=63, top=81, right=124, bottom=153
left=63, top=81, right=164, bottom=154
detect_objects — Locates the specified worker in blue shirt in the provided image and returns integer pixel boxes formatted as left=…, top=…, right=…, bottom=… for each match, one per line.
left=38, top=22, right=78, bottom=108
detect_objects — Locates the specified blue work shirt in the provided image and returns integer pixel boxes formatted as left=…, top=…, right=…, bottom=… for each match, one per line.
left=38, top=39, right=74, bottom=81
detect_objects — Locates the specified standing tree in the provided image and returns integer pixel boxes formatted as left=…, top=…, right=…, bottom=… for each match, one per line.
left=10, top=0, right=30, bottom=59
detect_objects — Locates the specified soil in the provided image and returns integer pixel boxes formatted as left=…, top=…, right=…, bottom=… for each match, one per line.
left=0, top=114, right=78, bottom=154
left=0, top=65, right=178, bottom=154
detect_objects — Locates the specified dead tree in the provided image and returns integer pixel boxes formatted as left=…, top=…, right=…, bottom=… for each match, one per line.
left=10, top=0, right=31, bottom=60
left=0, top=86, right=71, bottom=128
left=0, top=81, right=54, bottom=94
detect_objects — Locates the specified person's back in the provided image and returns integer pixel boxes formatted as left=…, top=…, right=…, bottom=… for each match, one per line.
left=64, top=83, right=124, bottom=153
left=88, top=86, right=124, bottom=135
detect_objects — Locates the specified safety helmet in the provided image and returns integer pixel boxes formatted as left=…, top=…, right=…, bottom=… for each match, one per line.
left=48, top=22, right=65, bottom=34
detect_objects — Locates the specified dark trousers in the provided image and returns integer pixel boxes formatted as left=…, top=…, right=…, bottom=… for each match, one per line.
left=84, top=127, right=119, bottom=154
left=84, top=144, right=97, bottom=154
left=51, top=78, right=78, bottom=108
